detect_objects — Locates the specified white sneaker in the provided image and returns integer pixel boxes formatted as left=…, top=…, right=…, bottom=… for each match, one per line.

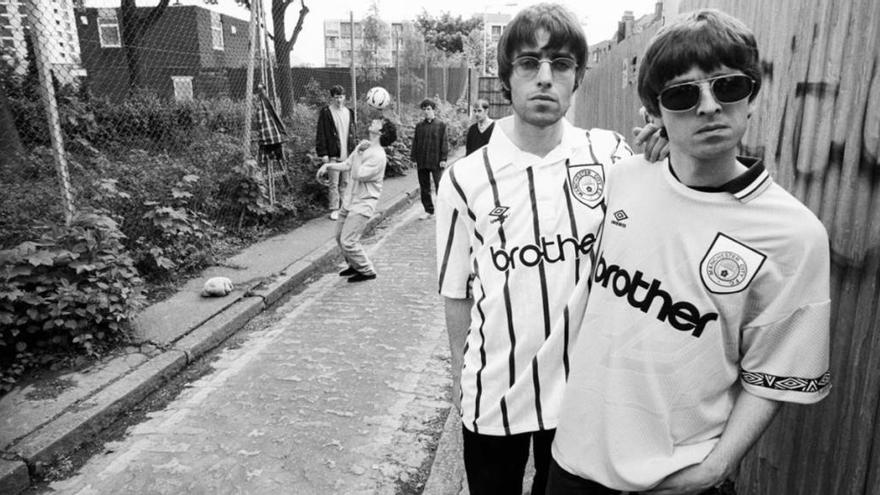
left=419, top=212, right=434, bottom=220
left=329, top=210, right=339, bottom=220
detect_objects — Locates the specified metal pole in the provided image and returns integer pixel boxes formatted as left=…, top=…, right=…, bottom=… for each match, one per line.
left=243, top=0, right=259, bottom=159
left=350, top=11, right=357, bottom=117
left=482, top=10, right=487, bottom=76
left=27, top=0, right=74, bottom=225
left=395, top=30, right=401, bottom=118
left=423, top=42, right=428, bottom=99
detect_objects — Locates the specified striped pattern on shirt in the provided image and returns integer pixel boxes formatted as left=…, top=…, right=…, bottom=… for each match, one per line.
left=435, top=119, right=631, bottom=435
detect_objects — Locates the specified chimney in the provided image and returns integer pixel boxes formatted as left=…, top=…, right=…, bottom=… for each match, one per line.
left=655, top=1, right=663, bottom=21
left=617, top=11, right=635, bottom=42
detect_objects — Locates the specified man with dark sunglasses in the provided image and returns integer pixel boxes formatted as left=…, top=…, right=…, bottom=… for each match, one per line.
left=548, top=9, right=831, bottom=495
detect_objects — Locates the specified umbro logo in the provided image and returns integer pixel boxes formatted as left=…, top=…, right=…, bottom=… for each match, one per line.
left=489, top=206, right=510, bottom=224
left=611, top=209, right=628, bottom=228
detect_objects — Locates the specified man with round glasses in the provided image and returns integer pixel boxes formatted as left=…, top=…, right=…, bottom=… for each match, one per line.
left=549, top=9, right=831, bottom=494
left=434, top=3, right=665, bottom=494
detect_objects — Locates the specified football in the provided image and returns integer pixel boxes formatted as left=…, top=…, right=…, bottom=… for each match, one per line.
left=365, top=86, right=391, bottom=109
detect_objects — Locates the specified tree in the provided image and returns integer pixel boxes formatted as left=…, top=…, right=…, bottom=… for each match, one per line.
left=357, top=1, right=389, bottom=83
left=464, top=22, right=497, bottom=75
left=415, top=12, right=481, bottom=100
left=415, top=12, right=481, bottom=59
left=119, top=0, right=170, bottom=91
left=397, top=22, right=426, bottom=102
left=271, top=0, right=309, bottom=117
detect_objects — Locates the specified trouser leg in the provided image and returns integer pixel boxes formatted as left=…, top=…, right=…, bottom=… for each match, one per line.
left=338, top=211, right=374, bottom=275
left=463, top=426, right=538, bottom=495
left=431, top=167, right=443, bottom=194
left=418, top=168, right=435, bottom=214
left=530, top=429, right=556, bottom=495
left=327, top=169, right=341, bottom=210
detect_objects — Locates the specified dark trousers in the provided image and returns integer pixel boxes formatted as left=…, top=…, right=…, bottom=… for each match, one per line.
left=417, top=167, right=443, bottom=214
left=463, top=426, right=555, bottom=495
left=546, top=458, right=737, bottom=495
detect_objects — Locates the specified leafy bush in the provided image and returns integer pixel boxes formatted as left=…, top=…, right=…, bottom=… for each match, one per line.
left=0, top=212, right=144, bottom=392
left=0, top=88, right=447, bottom=393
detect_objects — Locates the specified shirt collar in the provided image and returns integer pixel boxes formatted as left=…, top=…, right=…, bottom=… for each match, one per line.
left=488, top=117, right=581, bottom=170
left=667, top=156, right=772, bottom=203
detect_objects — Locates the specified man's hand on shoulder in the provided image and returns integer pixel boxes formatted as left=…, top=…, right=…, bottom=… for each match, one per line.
left=632, top=107, right=669, bottom=162
left=632, top=122, right=669, bottom=162
left=440, top=160, right=448, bottom=169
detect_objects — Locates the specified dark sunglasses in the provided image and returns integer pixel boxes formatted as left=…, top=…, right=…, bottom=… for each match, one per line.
left=658, top=74, right=755, bottom=112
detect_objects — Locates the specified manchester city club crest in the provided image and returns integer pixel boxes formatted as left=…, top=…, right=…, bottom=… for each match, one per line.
left=567, top=163, right=605, bottom=208
left=700, top=233, right=767, bottom=294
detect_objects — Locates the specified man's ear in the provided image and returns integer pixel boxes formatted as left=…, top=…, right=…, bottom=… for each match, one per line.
left=573, top=73, right=584, bottom=93
left=747, top=99, right=758, bottom=119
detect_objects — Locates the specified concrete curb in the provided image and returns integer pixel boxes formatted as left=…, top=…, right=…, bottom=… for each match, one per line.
left=422, top=408, right=465, bottom=495
left=0, top=183, right=420, bottom=494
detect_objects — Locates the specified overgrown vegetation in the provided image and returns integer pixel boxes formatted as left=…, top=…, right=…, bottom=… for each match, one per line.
left=0, top=60, right=471, bottom=394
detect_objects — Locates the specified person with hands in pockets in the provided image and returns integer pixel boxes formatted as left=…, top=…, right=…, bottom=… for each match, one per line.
left=548, top=9, right=831, bottom=495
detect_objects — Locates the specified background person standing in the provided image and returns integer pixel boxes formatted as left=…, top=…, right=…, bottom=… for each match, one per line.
left=410, top=98, right=449, bottom=220
left=315, top=85, right=357, bottom=221
left=465, top=98, right=495, bottom=156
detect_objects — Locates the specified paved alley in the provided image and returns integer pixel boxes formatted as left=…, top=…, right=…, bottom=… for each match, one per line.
left=47, top=207, right=450, bottom=495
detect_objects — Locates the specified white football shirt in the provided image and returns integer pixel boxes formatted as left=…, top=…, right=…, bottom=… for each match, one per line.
left=552, top=155, right=831, bottom=490
left=436, top=118, right=631, bottom=435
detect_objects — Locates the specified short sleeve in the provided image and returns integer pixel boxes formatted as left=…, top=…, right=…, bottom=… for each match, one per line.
left=739, top=222, right=831, bottom=404
left=436, top=164, right=473, bottom=299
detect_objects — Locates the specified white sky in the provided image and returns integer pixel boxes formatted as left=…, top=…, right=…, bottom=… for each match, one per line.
left=86, top=0, right=661, bottom=66
left=290, top=0, right=660, bottom=66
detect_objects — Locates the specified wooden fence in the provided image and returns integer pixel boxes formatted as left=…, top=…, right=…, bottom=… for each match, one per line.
left=573, top=1, right=880, bottom=493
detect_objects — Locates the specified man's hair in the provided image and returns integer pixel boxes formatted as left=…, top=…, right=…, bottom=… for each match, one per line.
left=419, top=98, right=437, bottom=110
left=637, top=9, right=761, bottom=117
left=496, top=3, right=587, bottom=101
left=475, top=98, right=490, bottom=110
left=379, top=118, right=398, bottom=147
left=329, top=85, right=345, bottom=97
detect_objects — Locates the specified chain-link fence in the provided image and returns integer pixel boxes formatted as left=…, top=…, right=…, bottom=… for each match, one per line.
left=0, top=0, right=479, bottom=389
left=0, top=1, right=367, bottom=383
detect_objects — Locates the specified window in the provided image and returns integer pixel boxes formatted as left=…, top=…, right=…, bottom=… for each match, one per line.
left=172, top=76, right=193, bottom=102
left=210, top=11, right=223, bottom=50
left=97, top=9, right=121, bottom=48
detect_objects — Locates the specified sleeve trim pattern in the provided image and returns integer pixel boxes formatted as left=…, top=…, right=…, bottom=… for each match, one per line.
left=741, top=369, right=831, bottom=393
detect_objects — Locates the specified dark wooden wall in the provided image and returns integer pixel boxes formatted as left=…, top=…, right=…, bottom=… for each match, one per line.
left=573, top=0, right=880, bottom=492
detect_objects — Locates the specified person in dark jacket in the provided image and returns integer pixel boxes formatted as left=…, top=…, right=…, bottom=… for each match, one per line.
left=465, top=98, right=495, bottom=156
left=410, top=98, right=449, bottom=219
left=315, top=85, right=357, bottom=220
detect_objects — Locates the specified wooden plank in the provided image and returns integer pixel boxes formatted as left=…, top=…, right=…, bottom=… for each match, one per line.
left=822, top=0, right=867, bottom=235
left=832, top=0, right=880, bottom=265
left=802, top=0, right=851, bottom=216
left=795, top=0, right=833, bottom=178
